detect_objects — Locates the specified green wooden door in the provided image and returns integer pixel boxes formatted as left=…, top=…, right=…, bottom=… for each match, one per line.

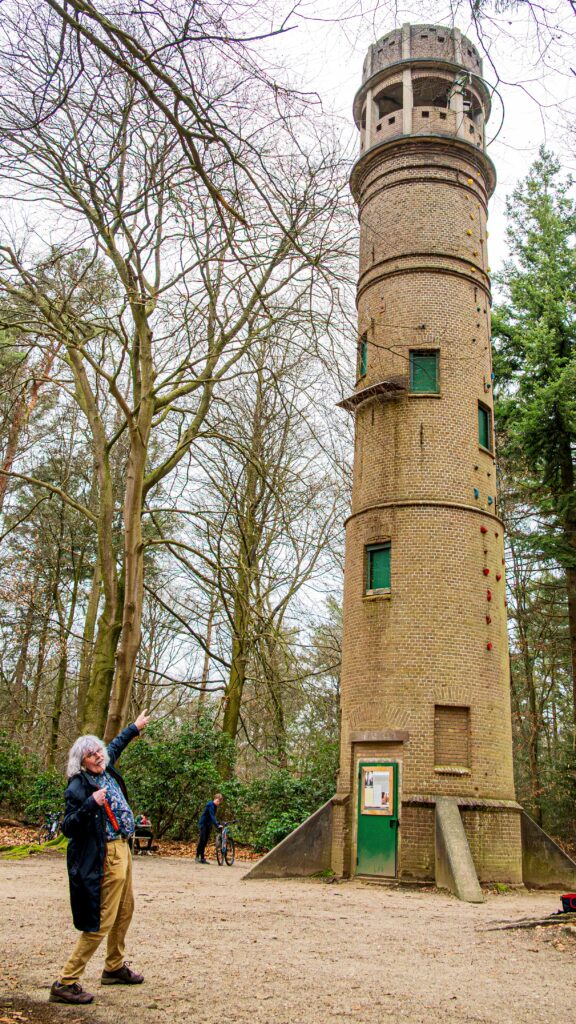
left=356, top=762, right=399, bottom=876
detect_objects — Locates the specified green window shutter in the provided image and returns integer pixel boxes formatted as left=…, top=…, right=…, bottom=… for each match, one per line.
left=478, top=403, right=492, bottom=450
left=367, top=544, right=391, bottom=592
left=359, top=334, right=368, bottom=377
left=410, top=350, right=439, bottom=393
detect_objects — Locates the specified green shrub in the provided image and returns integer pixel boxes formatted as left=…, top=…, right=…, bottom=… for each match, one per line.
left=0, top=732, right=28, bottom=813
left=24, top=767, right=66, bottom=822
left=120, top=717, right=235, bottom=840
left=238, top=746, right=338, bottom=851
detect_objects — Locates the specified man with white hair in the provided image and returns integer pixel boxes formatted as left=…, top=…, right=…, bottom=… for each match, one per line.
left=49, top=710, right=151, bottom=1006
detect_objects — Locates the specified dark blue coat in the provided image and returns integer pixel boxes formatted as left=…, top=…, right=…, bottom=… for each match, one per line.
left=199, top=800, right=220, bottom=829
left=62, top=724, right=139, bottom=932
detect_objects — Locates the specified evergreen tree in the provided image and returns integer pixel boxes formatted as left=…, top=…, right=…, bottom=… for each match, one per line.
left=492, top=148, right=576, bottom=737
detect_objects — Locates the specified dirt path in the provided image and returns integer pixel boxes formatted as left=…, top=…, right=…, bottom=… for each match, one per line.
left=1, top=855, right=574, bottom=1024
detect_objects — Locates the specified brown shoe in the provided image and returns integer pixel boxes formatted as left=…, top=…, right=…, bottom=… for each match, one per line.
left=101, top=962, right=144, bottom=985
left=49, top=981, right=94, bottom=1004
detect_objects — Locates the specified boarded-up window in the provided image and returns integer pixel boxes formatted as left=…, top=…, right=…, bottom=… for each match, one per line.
left=434, top=706, right=470, bottom=767
left=410, top=350, right=439, bottom=393
left=366, top=543, right=391, bottom=593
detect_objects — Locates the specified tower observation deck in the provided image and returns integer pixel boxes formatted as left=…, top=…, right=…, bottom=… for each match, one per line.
left=333, top=24, right=523, bottom=885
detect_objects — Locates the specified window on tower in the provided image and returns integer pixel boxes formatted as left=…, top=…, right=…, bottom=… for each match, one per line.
left=478, top=401, right=493, bottom=451
left=409, top=349, right=439, bottom=393
left=358, top=332, right=368, bottom=378
left=365, top=543, right=391, bottom=595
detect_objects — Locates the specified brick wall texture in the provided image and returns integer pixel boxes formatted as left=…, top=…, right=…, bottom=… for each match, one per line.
left=335, top=25, right=523, bottom=884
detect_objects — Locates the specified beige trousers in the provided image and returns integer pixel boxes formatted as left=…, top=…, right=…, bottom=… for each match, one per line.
left=60, top=838, right=134, bottom=984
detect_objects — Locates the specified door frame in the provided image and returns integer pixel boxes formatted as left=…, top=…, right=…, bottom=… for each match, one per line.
left=352, top=753, right=403, bottom=877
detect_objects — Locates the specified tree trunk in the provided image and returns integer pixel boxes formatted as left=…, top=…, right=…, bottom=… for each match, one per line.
left=104, top=309, right=155, bottom=742
left=105, top=440, right=147, bottom=741
left=48, top=563, right=81, bottom=767
left=557, top=432, right=576, bottom=743
left=25, top=591, right=51, bottom=743
left=222, top=623, right=249, bottom=746
left=82, top=580, right=123, bottom=737
left=565, top=564, right=576, bottom=745
left=11, top=568, right=40, bottom=726
left=77, top=559, right=102, bottom=731
left=220, top=374, right=264, bottom=749
left=267, top=677, right=288, bottom=770
left=69, top=347, right=122, bottom=738
left=197, top=596, right=216, bottom=720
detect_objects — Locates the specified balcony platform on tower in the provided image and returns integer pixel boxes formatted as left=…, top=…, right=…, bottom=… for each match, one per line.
left=337, top=379, right=406, bottom=412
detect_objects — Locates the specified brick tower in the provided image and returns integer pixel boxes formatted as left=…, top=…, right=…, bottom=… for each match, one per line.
left=332, top=23, right=523, bottom=885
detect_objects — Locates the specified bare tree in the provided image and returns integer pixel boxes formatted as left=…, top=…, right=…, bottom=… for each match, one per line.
left=0, top=4, right=352, bottom=738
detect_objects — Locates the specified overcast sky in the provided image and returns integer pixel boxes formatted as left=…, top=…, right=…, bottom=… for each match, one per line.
left=262, top=0, right=576, bottom=271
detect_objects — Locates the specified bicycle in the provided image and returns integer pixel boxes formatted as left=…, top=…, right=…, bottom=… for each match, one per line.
left=36, top=811, right=62, bottom=844
left=215, top=820, right=236, bottom=866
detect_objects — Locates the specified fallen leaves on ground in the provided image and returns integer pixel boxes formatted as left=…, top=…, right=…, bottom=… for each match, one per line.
left=0, top=826, right=37, bottom=847
left=0, top=825, right=262, bottom=861
left=154, top=838, right=261, bottom=861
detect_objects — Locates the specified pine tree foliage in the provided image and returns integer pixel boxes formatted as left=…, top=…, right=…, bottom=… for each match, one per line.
left=493, top=149, right=576, bottom=745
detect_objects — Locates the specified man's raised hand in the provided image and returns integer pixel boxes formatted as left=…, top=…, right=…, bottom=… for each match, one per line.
left=135, top=709, right=151, bottom=733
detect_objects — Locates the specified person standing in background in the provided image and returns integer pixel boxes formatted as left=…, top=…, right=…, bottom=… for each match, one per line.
left=195, top=793, right=223, bottom=864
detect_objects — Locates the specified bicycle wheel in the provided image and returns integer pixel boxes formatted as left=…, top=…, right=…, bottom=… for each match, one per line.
left=215, top=834, right=224, bottom=866
left=225, top=836, right=235, bottom=866
left=36, top=825, right=51, bottom=845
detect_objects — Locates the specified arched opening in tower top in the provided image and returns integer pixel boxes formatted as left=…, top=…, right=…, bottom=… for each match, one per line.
left=412, top=76, right=451, bottom=109
left=374, top=82, right=403, bottom=119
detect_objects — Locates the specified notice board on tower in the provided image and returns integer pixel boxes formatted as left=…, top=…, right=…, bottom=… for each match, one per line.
left=360, top=765, right=395, bottom=816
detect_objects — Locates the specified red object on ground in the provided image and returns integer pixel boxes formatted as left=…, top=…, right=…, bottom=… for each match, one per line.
left=561, top=894, right=576, bottom=912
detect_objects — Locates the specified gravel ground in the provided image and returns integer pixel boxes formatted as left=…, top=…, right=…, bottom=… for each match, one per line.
left=1, top=854, right=575, bottom=1024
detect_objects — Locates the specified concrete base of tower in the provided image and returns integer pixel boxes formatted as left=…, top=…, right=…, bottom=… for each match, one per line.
left=243, top=794, right=576, bottom=895
left=399, top=799, right=524, bottom=885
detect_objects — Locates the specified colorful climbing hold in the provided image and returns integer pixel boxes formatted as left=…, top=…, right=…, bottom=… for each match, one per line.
left=483, top=568, right=490, bottom=576
left=487, top=589, right=492, bottom=602
left=480, top=526, right=488, bottom=534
